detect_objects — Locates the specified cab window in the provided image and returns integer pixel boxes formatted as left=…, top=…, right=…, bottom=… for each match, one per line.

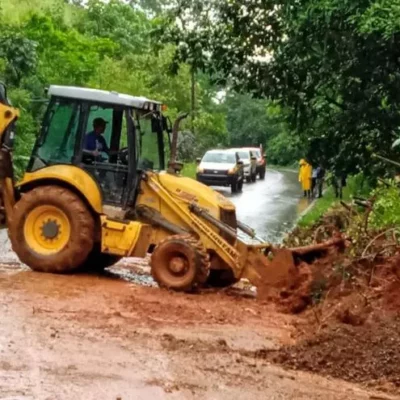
left=31, top=98, right=81, bottom=169
left=136, top=111, right=161, bottom=170
left=83, top=105, right=113, bottom=158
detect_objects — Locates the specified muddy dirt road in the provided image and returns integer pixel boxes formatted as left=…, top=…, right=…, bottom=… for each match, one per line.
left=0, top=169, right=395, bottom=399
left=0, top=265, right=391, bottom=400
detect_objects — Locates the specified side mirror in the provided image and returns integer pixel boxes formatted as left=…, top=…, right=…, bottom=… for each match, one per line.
left=237, top=160, right=244, bottom=165
left=196, top=157, right=201, bottom=165
left=263, top=153, right=267, bottom=158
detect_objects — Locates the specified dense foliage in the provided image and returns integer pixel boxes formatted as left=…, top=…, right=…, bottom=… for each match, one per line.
left=0, top=0, right=294, bottom=177
left=370, top=183, right=400, bottom=228
left=164, top=0, right=400, bottom=177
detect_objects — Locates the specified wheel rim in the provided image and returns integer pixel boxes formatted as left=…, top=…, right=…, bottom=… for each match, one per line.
left=24, top=205, right=71, bottom=255
left=168, top=255, right=189, bottom=275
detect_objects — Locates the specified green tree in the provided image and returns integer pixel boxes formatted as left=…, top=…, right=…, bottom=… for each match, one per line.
left=0, top=29, right=38, bottom=86
left=76, top=0, right=151, bottom=56
left=24, top=14, right=116, bottom=86
left=164, top=0, right=400, bottom=176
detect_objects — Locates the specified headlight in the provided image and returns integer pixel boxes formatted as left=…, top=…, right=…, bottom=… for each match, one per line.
left=228, top=167, right=235, bottom=174
left=197, top=167, right=204, bottom=173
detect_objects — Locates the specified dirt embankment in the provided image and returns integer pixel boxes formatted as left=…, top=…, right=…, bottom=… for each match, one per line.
left=271, top=316, right=400, bottom=392
left=254, top=204, right=400, bottom=395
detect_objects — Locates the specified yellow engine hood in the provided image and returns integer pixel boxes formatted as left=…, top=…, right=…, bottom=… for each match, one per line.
left=157, top=172, right=235, bottom=216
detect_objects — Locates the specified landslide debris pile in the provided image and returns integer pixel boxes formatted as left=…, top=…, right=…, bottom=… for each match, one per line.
left=266, top=201, right=400, bottom=394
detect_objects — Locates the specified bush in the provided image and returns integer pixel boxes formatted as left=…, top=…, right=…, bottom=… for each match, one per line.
left=369, top=183, right=400, bottom=228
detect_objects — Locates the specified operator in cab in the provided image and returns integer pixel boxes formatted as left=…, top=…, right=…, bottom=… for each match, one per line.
left=84, top=117, right=110, bottom=159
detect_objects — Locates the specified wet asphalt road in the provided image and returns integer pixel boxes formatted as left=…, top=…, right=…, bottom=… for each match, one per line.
left=217, top=168, right=310, bottom=242
left=0, top=168, right=308, bottom=262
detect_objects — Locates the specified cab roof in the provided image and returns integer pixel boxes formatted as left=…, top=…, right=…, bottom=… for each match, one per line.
left=48, top=85, right=162, bottom=111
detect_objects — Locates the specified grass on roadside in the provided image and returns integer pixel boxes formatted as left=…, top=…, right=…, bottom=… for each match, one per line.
left=298, top=186, right=338, bottom=227
left=298, top=175, right=371, bottom=227
left=181, top=162, right=197, bottom=179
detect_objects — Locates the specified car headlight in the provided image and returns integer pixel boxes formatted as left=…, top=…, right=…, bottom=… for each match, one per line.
left=228, top=167, right=235, bottom=174
left=197, top=167, right=204, bottom=173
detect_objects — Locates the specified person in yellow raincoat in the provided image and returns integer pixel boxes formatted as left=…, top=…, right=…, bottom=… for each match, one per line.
left=299, top=159, right=312, bottom=198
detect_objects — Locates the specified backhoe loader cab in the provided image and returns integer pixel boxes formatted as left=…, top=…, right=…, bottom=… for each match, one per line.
left=28, top=86, right=167, bottom=206
left=0, top=84, right=274, bottom=292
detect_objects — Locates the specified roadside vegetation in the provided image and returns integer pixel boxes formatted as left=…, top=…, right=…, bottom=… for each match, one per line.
left=0, top=0, right=301, bottom=178
left=181, top=162, right=196, bottom=179
left=299, top=174, right=373, bottom=227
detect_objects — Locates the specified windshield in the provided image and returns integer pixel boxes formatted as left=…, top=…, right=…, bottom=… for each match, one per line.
left=202, top=152, right=236, bottom=163
left=237, top=151, right=250, bottom=160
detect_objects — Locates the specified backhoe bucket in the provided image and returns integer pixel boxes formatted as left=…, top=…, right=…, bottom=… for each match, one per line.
left=240, top=246, right=298, bottom=299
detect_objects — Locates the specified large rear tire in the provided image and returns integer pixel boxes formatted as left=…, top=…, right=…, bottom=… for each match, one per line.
left=9, top=185, right=94, bottom=273
left=150, top=234, right=210, bottom=292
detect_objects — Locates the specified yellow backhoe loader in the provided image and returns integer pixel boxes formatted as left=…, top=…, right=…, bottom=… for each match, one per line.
left=0, top=83, right=277, bottom=291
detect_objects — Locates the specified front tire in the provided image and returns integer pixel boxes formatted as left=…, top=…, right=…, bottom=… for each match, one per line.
left=9, top=185, right=94, bottom=273
left=150, top=234, right=210, bottom=292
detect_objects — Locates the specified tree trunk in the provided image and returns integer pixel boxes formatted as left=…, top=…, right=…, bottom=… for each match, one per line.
left=191, top=67, right=196, bottom=132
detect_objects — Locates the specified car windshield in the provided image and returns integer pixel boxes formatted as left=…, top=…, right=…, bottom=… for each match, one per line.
left=202, top=152, right=236, bottom=163
left=237, top=151, right=250, bottom=160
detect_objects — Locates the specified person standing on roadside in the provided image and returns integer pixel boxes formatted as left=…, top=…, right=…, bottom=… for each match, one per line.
left=316, top=164, right=325, bottom=198
left=299, top=158, right=312, bottom=198
left=332, top=168, right=347, bottom=200
left=311, top=166, right=318, bottom=198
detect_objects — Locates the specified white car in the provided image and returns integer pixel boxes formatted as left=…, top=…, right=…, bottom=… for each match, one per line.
left=242, top=147, right=266, bottom=179
left=231, top=149, right=257, bottom=182
left=196, top=149, right=244, bottom=193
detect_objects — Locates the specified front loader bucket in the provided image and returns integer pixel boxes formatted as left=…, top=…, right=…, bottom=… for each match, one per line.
left=240, top=246, right=298, bottom=300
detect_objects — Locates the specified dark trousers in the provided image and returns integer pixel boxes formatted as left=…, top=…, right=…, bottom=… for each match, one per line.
left=311, top=177, right=317, bottom=197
